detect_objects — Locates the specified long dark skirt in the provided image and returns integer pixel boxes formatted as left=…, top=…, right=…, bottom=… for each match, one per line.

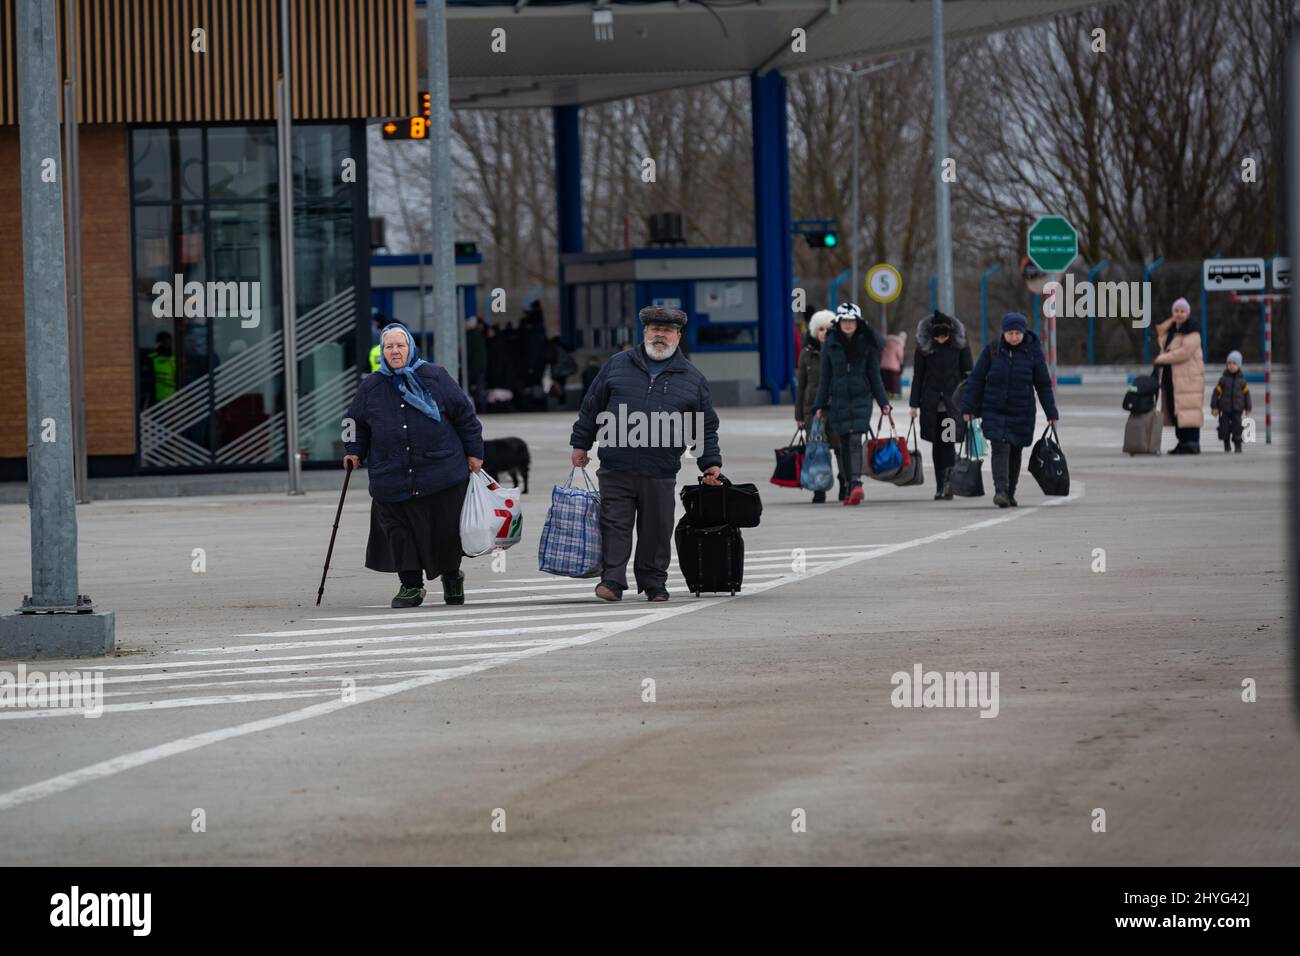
left=365, top=478, right=469, bottom=581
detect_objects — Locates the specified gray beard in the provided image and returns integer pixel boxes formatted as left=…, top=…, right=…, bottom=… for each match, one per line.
left=645, top=341, right=678, bottom=360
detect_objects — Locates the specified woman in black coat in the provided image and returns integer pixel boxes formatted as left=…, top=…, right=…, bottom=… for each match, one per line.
left=960, top=312, right=1058, bottom=508
left=343, top=323, right=485, bottom=608
left=812, top=302, right=892, bottom=506
left=908, top=311, right=972, bottom=500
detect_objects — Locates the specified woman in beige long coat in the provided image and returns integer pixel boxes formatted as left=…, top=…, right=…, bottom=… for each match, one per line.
left=1153, top=297, right=1205, bottom=454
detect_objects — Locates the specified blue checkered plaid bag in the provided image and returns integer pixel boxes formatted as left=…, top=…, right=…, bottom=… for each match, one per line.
left=538, top=468, right=603, bottom=578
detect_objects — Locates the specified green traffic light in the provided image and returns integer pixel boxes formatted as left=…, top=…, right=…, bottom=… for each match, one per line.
left=823, top=234, right=838, bottom=247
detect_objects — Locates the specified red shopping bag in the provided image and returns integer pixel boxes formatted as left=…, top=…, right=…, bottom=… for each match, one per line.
left=866, top=410, right=910, bottom=474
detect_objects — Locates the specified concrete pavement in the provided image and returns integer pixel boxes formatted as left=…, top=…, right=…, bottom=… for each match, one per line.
left=0, top=383, right=1295, bottom=865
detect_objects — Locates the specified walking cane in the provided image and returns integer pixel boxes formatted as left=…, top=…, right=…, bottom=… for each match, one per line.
left=316, top=461, right=354, bottom=606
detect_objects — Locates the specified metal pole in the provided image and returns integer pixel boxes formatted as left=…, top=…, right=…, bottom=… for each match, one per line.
left=1087, top=259, right=1108, bottom=366
left=1142, top=257, right=1164, bottom=366
left=63, top=0, right=87, bottom=504
left=17, top=0, right=79, bottom=609
left=428, top=0, right=459, bottom=382
left=276, top=0, right=302, bottom=495
left=930, top=0, right=955, bottom=315
left=1265, top=297, right=1272, bottom=445
left=416, top=252, right=427, bottom=339
left=851, top=70, right=860, bottom=309
left=1199, top=268, right=1208, bottom=362
left=977, top=261, right=998, bottom=351
left=1046, top=294, right=1057, bottom=390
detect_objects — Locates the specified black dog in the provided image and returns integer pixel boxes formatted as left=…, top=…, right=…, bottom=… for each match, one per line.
left=482, top=437, right=530, bottom=494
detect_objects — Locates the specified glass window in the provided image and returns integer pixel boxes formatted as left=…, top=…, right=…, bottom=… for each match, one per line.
left=589, top=283, right=605, bottom=328
left=575, top=284, right=589, bottom=330
left=293, top=125, right=351, bottom=202
left=696, top=324, right=758, bottom=348
left=207, top=126, right=278, bottom=200
left=132, top=127, right=203, bottom=202
left=133, top=123, right=364, bottom=470
left=694, top=280, right=758, bottom=323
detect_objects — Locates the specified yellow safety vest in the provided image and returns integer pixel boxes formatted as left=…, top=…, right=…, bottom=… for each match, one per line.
left=369, top=344, right=382, bottom=372
left=150, top=352, right=176, bottom=402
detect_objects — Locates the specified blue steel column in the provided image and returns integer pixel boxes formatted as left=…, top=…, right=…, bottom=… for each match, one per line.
left=554, top=106, right=584, bottom=345
left=1087, top=260, right=1109, bottom=365
left=751, top=71, right=794, bottom=402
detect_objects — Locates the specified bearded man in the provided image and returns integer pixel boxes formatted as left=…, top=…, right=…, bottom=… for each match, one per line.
left=569, top=306, right=723, bottom=603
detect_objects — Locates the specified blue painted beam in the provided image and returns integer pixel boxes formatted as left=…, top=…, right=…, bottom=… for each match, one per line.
left=554, top=105, right=583, bottom=345
left=750, top=71, right=794, bottom=403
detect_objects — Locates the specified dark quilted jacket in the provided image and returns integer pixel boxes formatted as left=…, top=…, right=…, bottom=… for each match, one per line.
left=344, top=364, right=485, bottom=503
left=570, top=346, right=722, bottom=478
left=961, top=331, right=1059, bottom=447
left=813, top=322, right=891, bottom=435
left=1211, top=370, right=1251, bottom=414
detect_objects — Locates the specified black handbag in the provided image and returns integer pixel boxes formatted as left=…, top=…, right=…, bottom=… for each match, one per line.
left=770, top=428, right=805, bottom=488
left=1028, top=423, right=1069, bottom=496
left=681, top=475, right=763, bottom=528
left=946, top=429, right=985, bottom=498
left=890, top=420, right=926, bottom=487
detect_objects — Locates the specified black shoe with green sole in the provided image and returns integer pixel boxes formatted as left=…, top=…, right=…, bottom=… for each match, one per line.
left=391, top=586, right=426, bottom=609
left=441, top=571, right=465, bottom=606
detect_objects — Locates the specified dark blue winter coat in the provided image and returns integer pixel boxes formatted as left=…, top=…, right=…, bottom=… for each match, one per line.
left=960, top=331, right=1059, bottom=447
left=344, top=364, right=485, bottom=503
left=570, top=345, right=722, bottom=478
left=813, top=323, right=891, bottom=435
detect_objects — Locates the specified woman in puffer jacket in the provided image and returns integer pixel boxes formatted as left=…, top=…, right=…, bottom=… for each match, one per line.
left=960, top=312, right=1058, bottom=508
left=1153, top=297, right=1205, bottom=454
left=813, top=302, right=893, bottom=506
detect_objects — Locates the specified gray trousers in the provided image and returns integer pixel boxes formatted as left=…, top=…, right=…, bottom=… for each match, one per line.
left=597, top=468, right=676, bottom=592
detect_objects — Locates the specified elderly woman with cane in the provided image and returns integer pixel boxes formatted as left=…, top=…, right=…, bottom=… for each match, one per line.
left=342, top=323, right=485, bottom=608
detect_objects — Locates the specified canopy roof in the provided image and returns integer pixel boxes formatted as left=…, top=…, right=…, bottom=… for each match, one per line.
left=422, top=0, right=1117, bottom=108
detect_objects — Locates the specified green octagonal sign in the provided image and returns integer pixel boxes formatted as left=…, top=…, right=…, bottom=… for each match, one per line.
left=1027, top=215, right=1078, bottom=273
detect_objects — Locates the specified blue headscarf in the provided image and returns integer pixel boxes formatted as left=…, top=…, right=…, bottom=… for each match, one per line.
left=375, top=323, right=441, bottom=422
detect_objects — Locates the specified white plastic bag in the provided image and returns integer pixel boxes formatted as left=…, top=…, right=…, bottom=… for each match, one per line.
left=460, top=470, right=523, bottom=557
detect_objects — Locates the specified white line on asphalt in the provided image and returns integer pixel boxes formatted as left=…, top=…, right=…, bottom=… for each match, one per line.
left=0, top=483, right=1082, bottom=811
left=306, top=604, right=654, bottom=624
left=231, top=608, right=657, bottom=640
left=744, top=544, right=884, bottom=554
left=0, top=645, right=569, bottom=713
left=8, top=638, right=580, bottom=687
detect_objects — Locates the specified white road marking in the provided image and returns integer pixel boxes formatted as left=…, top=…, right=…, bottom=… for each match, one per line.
left=3, top=638, right=577, bottom=689
left=745, top=544, right=884, bottom=554
left=234, top=608, right=658, bottom=640
left=0, top=484, right=1082, bottom=811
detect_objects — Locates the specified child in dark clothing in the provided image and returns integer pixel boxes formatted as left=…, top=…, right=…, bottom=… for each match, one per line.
left=1211, top=350, right=1251, bottom=453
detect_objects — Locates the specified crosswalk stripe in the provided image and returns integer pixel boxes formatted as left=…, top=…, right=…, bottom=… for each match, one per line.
left=234, top=608, right=656, bottom=639
left=143, top=625, right=607, bottom=662
left=14, top=645, right=567, bottom=689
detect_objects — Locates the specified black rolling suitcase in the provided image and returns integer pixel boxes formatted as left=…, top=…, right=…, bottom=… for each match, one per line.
left=674, top=514, right=744, bottom=596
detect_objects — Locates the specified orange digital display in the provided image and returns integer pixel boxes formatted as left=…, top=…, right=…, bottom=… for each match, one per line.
left=380, top=92, right=432, bottom=140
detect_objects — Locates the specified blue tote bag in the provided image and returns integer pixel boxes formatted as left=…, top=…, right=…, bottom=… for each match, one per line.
left=800, top=418, right=834, bottom=492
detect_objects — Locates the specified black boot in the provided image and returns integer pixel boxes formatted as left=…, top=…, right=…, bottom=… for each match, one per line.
left=441, top=571, right=465, bottom=606
left=812, top=490, right=827, bottom=503
left=1234, top=442, right=1243, bottom=453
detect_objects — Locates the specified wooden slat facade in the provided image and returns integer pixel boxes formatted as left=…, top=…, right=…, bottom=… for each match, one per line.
left=0, top=0, right=416, bottom=125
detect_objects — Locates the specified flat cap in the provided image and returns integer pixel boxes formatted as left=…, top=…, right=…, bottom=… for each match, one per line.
left=638, top=305, right=688, bottom=328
